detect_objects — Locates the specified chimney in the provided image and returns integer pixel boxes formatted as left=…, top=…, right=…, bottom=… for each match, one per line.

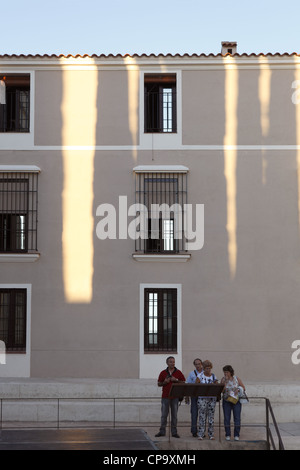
left=221, top=41, right=237, bottom=55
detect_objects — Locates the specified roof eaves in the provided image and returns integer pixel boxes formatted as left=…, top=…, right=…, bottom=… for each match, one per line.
left=0, top=52, right=299, bottom=59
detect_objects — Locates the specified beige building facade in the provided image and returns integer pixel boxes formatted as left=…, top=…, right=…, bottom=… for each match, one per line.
left=0, top=47, right=300, bottom=383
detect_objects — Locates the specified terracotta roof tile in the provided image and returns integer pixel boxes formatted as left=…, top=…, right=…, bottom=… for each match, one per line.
left=0, top=52, right=299, bottom=59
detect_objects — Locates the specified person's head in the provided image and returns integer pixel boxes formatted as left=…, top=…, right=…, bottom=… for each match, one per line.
left=223, top=365, right=234, bottom=379
left=193, top=358, right=202, bottom=372
left=202, top=360, right=213, bottom=375
left=166, top=356, right=175, bottom=369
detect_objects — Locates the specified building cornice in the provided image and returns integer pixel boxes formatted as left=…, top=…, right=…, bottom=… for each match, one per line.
left=0, top=53, right=300, bottom=70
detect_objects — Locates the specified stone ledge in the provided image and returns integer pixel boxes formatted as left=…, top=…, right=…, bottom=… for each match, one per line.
left=0, top=379, right=298, bottom=426
left=0, top=378, right=299, bottom=400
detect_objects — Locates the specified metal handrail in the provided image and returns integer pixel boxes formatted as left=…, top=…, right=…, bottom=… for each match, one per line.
left=0, top=395, right=285, bottom=449
left=264, top=397, right=285, bottom=450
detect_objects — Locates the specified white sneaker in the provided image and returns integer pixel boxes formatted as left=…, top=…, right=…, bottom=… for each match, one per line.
left=225, top=436, right=231, bottom=441
left=234, top=436, right=239, bottom=441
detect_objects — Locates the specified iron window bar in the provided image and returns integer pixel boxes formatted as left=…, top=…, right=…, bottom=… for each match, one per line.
left=0, top=172, right=38, bottom=253
left=134, top=171, right=187, bottom=254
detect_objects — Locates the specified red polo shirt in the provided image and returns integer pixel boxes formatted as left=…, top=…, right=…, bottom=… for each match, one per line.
left=158, top=367, right=186, bottom=399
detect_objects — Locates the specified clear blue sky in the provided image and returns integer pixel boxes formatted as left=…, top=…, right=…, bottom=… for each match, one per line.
left=1, top=0, right=300, bottom=56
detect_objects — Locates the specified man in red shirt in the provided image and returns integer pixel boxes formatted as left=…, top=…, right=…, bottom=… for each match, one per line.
left=155, top=356, right=185, bottom=438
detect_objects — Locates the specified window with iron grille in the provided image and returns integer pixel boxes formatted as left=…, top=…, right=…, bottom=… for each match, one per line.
left=134, top=171, right=187, bottom=253
left=0, top=289, right=27, bottom=352
left=0, top=172, right=38, bottom=253
left=144, top=288, right=177, bottom=352
left=144, top=74, right=176, bottom=133
left=0, top=75, right=30, bottom=133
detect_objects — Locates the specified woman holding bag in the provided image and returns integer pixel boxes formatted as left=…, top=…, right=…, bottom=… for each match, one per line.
left=221, top=365, right=246, bottom=441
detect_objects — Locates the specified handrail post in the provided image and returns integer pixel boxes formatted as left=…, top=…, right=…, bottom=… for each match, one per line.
left=218, top=399, right=221, bottom=442
left=57, top=398, right=59, bottom=429
left=265, top=398, right=270, bottom=450
left=168, top=402, right=171, bottom=442
left=113, top=398, right=115, bottom=428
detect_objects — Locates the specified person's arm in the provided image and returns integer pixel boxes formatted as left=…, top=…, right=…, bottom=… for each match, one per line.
left=186, top=371, right=193, bottom=384
left=158, top=373, right=171, bottom=387
left=237, top=377, right=246, bottom=390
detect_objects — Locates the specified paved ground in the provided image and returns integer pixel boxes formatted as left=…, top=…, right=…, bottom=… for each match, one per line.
left=144, top=421, right=300, bottom=450
left=0, top=422, right=298, bottom=451
left=0, top=428, right=157, bottom=450
left=272, top=422, right=300, bottom=450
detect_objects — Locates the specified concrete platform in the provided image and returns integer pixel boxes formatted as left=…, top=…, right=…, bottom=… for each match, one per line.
left=144, top=421, right=300, bottom=450
left=144, top=424, right=269, bottom=450
left=0, top=425, right=270, bottom=451
left=272, top=422, right=300, bottom=450
left=0, top=428, right=157, bottom=450
left=0, top=419, right=298, bottom=450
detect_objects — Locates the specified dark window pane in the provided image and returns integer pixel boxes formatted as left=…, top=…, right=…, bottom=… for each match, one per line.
left=0, top=75, right=30, bottom=133
left=0, top=289, right=26, bottom=352
left=144, top=288, right=177, bottom=352
left=144, top=74, right=176, bottom=133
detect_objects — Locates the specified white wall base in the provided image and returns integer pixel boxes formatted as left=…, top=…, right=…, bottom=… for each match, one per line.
left=0, top=379, right=298, bottom=425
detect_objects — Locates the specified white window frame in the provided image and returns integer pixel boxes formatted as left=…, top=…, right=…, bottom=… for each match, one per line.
left=139, top=70, right=182, bottom=150
left=0, top=165, right=40, bottom=262
left=139, top=283, right=182, bottom=378
left=0, top=71, right=35, bottom=150
left=132, top=165, right=191, bottom=262
left=0, top=283, right=31, bottom=377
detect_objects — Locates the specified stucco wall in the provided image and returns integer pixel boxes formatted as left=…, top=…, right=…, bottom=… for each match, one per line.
left=0, top=55, right=300, bottom=382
